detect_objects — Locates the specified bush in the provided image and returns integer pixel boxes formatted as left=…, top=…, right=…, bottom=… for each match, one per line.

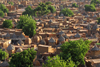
left=0, top=4, right=9, bottom=13
left=0, top=49, right=9, bottom=60
left=8, top=2, right=14, bottom=5
left=0, top=10, right=4, bottom=17
left=97, top=17, right=100, bottom=24
left=17, top=15, right=36, bottom=37
left=60, top=8, right=74, bottom=17
left=72, top=3, right=78, bottom=7
left=3, top=20, right=13, bottom=28
left=9, top=48, right=37, bottom=67
left=60, top=39, right=91, bottom=66
left=84, top=4, right=96, bottom=12
left=22, top=2, right=56, bottom=17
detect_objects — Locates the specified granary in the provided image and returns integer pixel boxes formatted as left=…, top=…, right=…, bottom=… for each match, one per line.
left=7, top=44, right=15, bottom=56
left=17, top=39, right=24, bottom=46
left=39, top=39, right=46, bottom=45
left=74, top=33, right=81, bottom=38
left=56, top=42, right=62, bottom=48
left=63, top=34, right=69, bottom=41
left=0, top=61, right=9, bottom=67
left=89, top=45, right=100, bottom=58
left=57, top=31, right=65, bottom=37
left=92, top=24, right=99, bottom=32
left=48, top=37, right=56, bottom=47
left=5, top=32, right=10, bottom=39
left=58, top=35, right=65, bottom=43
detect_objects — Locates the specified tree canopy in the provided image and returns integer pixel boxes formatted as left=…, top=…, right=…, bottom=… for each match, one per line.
left=22, top=2, right=56, bottom=17
left=34, top=2, right=50, bottom=16
left=91, top=0, right=100, bottom=4
left=97, top=17, right=100, bottom=24
left=17, top=15, right=36, bottom=37
left=0, top=49, right=9, bottom=61
left=8, top=2, right=14, bottom=5
left=0, top=4, right=9, bottom=13
left=43, top=55, right=76, bottom=67
left=0, top=10, right=4, bottom=17
left=48, top=5, right=56, bottom=13
left=60, top=39, right=91, bottom=66
left=3, top=19, right=13, bottom=28
left=84, top=4, right=96, bottom=12
left=45, top=1, right=52, bottom=5
left=22, top=6, right=33, bottom=16
left=9, top=48, right=37, bottom=67
left=72, top=3, right=78, bottom=7
left=60, top=8, right=74, bottom=17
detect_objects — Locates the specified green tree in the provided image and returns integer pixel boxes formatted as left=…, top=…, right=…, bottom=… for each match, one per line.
left=22, top=6, right=33, bottom=16
left=48, top=5, right=56, bottom=13
left=0, top=49, right=9, bottom=60
left=3, top=19, right=13, bottom=28
left=97, top=17, right=100, bottom=24
left=43, top=55, right=76, bottom=67
left=60, top=39, right=91, bottom=66
left=0, top=10, right=4, bottom=17
left=17, top=15, right=36, bottom=37
left=45, top=1, right=52, bottom=5
left=23, top=2, right=56, bottom=17
left=0, top=4, right=9, bottom=13
left=60, top=8, right=74, bottom=17
left=8, top=2, right=14, bottom=5
left=91, top=0, right=100, bottom=4
left=72, top=3, right=78, bottom=7
left=34, top=2, right=50, bottom=16
left=9, top=48, right=37, bottom=67
left=84, top=4, right=96, bottom=12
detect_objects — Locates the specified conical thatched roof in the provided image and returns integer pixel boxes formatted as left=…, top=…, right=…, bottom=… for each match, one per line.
left=7, top=44, right=15, bottom=51
left=17, top=40, right=24, bottom=46
left=18, top=33, right=25, bottom=38
left=87, top=24, right=91, bottom=30
left=70, top=36, right=74, bottom=38
left=5, top=32, right=10, bottom=38
left=93, top=14, right=97, bottom=17
left=40, top=39, right=46, bottom=45
left=38, top=19, right=41, bottom=22
left=93, top=24, right=98, bottom=30
left=0, top=61, right=9, bottom=67
left=58, top=31, right=64, bottom=35
left=58, top=35, right=65, bottom=41
left=16, top=48, right=23, bottom=52
left=64, top=34, right=69, bottom=39
left=57, top=42, right=62, bottom=47
left=56, top=16, right=59, bottom=19
left=91, top=45, right=100, bottom=51
left=49, top=37, right=55, bottom=43
left=49, top=19, right=53, bottom=23
left=75, top=33, right=80, bottom=38
left=12, top=33, right=17, bottom=38
left=85, top=14, right=89, bottom=18
left=60, top=13, right=64, bottom=16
